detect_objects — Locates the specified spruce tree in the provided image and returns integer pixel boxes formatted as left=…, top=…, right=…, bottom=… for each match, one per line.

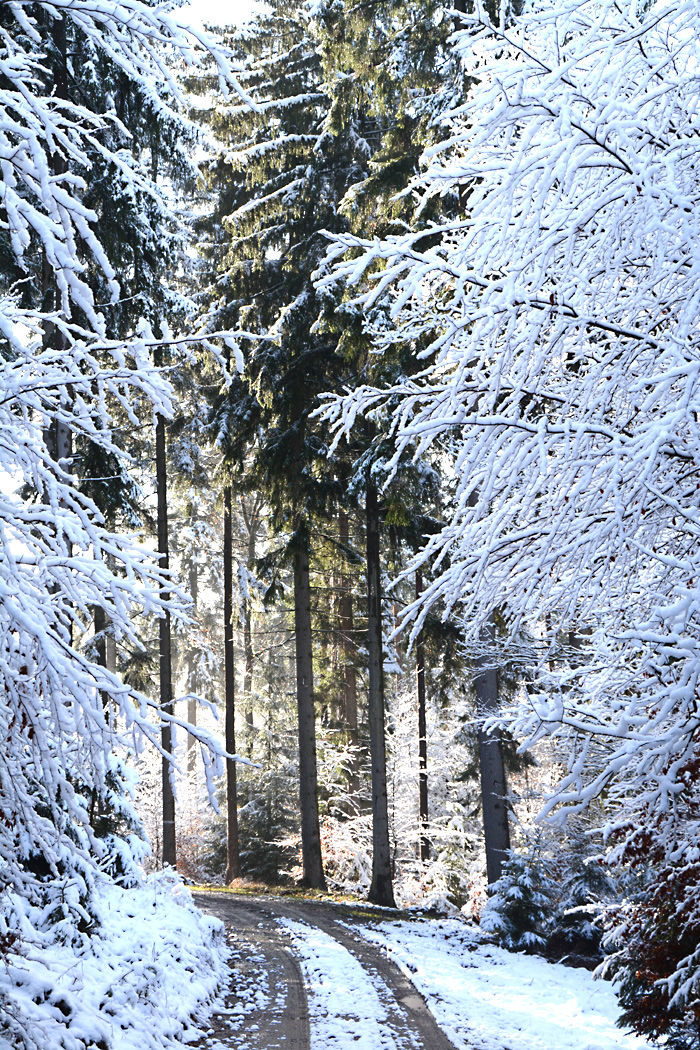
left=196, top=0, right=373, bottom=889
left=316, top=0, right=523, bottom=890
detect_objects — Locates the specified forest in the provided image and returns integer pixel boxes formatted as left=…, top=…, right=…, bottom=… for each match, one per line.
left=2, top=0, right=700, bottom=1048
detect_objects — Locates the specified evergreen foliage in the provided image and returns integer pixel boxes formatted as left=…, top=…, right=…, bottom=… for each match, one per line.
left=0, top=0, right=241, bottom=944
left=547, top=832, right=615, bottom=966
left=481, top=835, right=615, bottom=962
left=603, top=750, right=700, bottom=1046
left=480, top=849, right=556, bottom=953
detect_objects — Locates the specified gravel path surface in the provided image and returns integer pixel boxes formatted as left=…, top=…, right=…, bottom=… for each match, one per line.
left=195, top=896, right=310, bottom=1050
left=195, top=892, right=458, bottom=1050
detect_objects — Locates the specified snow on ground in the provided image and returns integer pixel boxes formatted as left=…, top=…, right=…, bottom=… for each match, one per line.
left=351, top=917, right=652, bottom=1050
left=0, top=875, right=227, bottom=1050
left=279, top=918, right=411, bottom=1050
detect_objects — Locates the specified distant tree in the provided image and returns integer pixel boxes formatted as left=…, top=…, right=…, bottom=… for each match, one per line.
left=223, top=482, right=241, bottom=881
left=196, top=0, right=377, bottom=890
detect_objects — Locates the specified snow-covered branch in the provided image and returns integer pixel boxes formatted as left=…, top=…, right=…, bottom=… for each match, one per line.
left=316, top=0, right=700, bottom=852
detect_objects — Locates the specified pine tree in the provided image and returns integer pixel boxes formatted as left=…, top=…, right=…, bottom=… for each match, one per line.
left=481, top=848, right=557, bottom=953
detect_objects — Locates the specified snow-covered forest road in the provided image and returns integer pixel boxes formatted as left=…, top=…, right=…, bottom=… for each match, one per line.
left=194, top=892, right=458, bottom=1050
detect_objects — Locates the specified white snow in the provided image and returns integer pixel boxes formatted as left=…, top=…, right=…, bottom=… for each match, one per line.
left=0, top=875, right=227, bottom=1050
left=278, top=918, right=405, bottom=1050
left=272, top=911, right=653, bottom=1050
left=351, top=916, right=652, bottom=1050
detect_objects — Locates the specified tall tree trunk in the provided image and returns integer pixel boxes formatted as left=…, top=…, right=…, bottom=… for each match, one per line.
left=92, top=603, right=111, bottom=717
left=242, top=589, right=254, bottom=738
left=240, top=494, right=261, bottom=754
left=156, top=411, right=176, bottom=868
left=475, top=616, right=510, bottom=884
left=187, top=560, right=198, bottom=777
left=224, top=485, right=241, bottom=882
left=365, top=483, right=396, bottom=908
left=293, top=522, right=326, bottom=889
left=415, top=570, right=430, bottom=863
left=338, top=509, right=359, bottom=801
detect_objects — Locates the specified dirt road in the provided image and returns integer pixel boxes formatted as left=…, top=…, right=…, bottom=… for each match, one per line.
left=195, top=892, right=459, bottom=1050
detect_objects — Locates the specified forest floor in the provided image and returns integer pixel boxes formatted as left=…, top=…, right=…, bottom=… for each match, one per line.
left=193, top=889, right=652, bottom=1050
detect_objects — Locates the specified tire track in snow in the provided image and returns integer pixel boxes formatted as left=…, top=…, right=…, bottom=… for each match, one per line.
left=267, top=897, right=459, bottom=1050
left=279, top=917, right=419, bottom=1050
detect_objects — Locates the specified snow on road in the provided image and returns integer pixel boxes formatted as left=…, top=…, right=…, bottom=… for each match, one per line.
left=195, top=895, right=656, bottom=1050
left=351, top=917, right=652, bottom=1050
left=278, top=918, right=417, bottom=1050
left=201, top=933, right=278, bottom=1049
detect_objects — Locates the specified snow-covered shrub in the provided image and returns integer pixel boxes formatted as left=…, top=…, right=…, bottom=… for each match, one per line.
left=319, top=814, right=373, bottom=895
left=238, top=796, right=299, bottom=885
left=413, top=801, right=482, bottom=912
left=603, top=861, right=700, bottom=1050
left=0, top=874, right=227, bottom=1050
left=481, top=832, right=617, bottom=964
left=602, top=752, right=700, bottom=1048
left=480, top=850, right=556, bottom=952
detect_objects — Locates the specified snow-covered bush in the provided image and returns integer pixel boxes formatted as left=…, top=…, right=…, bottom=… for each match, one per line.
left=409, top=801, right=483, bottom=913
left=0, top=874, right=227, bottom=1050
left=481, top=832, right=617, bottom=963
left=547, top=833, right=616, bottom=967
left=320, top=814, right=373, bottom=895
left=602, top=751, right=700, bottom=1047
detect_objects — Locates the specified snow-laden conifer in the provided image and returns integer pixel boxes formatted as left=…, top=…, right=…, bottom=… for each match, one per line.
left=0, top=0, right=243, bottom=937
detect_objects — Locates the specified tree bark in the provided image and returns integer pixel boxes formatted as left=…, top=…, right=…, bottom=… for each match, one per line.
left=156, top=411, right=176, bottom=868
left=92, top=603, right=111, bottom=717
left=475, top=616, right=510, bottom=884
left=187, top=559, right=198, bottom=778
left=338, top=509, right=359, bottom=802
left=293, top=524, right=326, bottom=889
left=415, top=570, right=430, bottom=863
left=240, top=494, right=261, bottom=753
left=365, top=483, right=396, bottom=908
left=224, top=485, right=241, bottom=883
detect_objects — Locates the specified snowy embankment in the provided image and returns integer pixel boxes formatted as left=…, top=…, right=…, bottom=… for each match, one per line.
left=354, top=917, right=651, bottom=1050
left=0, top=875, right=226, bottom=1050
